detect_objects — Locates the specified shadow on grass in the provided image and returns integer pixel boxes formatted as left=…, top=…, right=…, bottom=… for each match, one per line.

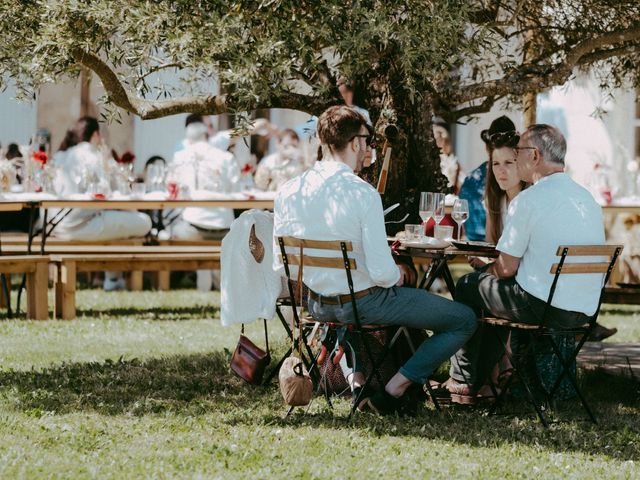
left=74, top=305, right=220, bottom=320
left=0, top=351, right=259, bottom=416
left=0, top=351, right=638, bottom=459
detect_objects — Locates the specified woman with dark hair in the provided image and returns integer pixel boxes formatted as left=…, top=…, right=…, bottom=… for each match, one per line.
left=481, top=121, right=529, bottom=245
left=52, top=117, right=151, bottom=289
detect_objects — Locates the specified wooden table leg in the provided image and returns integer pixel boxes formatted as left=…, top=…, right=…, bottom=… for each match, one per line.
left=59, top=261, right=77, bottom=320
left=130, top=270, right=143, bottom=291
left=26, top=262, right=49, bottom=320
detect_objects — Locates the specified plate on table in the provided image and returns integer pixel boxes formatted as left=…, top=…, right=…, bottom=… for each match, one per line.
left=616, top=282, right=640, bottom=289
left=401, top=237, right=450, bottom=250
left=450, top=240, right=496, bottom=252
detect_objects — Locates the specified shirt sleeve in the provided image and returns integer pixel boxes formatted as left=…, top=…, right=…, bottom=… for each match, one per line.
left=361, top=192, right=401, bottom=287
left=495, top=194, right=530, bottom=258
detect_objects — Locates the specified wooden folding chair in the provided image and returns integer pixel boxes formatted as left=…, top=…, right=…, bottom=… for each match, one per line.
left=480, top=244, right=623, bottom=427
left=276, top=235, right=441, bottom=417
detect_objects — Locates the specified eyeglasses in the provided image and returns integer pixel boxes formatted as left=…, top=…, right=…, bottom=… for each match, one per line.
left=514, top=146, right=537, bottom=152
left=352, top=134, right=376, bottom=149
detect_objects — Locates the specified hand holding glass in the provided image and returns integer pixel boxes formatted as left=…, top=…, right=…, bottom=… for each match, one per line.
left=452, top=198, right=469, bottom=241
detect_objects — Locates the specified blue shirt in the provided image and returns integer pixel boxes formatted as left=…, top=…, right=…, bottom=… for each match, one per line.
left=458, top=162, right=487, bottom=241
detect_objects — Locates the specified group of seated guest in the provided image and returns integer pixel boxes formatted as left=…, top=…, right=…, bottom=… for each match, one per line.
left=273, top=105, right=606, bottom=414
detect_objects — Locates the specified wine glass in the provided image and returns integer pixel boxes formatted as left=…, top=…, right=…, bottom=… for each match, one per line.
left=452, top=198, right=469, bottom=241
left=433, top=192, right=446, bottom=225
left=419, top=192, right=434, bottom=227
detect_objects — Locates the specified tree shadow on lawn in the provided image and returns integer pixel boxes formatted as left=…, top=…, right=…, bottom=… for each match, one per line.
left=74, top=305, right=220, bottom=320
left=0, top=351, right=638, bottom=459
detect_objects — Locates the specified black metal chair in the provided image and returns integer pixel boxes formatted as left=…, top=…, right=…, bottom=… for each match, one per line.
left=479, top=244, right=623, bottom=427
left=276, top=235, right=440, bottom=417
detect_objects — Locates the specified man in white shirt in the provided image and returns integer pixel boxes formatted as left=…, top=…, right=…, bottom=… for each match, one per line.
left=170, top=121, right=240, bottom=290
left=273, top=105, right=476, bottom=415
left=447, top=124, right=605, bottom=405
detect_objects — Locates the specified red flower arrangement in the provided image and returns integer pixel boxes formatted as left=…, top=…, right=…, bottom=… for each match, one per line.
left=115, top=151, right=136, bottom=164
left=33, top=151, right=48, bottom=165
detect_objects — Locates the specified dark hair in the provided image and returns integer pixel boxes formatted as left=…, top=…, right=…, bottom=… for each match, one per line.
left=480, top=116, right=518, bottom=147
left=483, top=116, right=527, bottom=242
left=185, top=114, right=204, bottom=127
left=6, top=143, right=22, bottom=160
left=279, top=128, right=299, bottom=143
left=317, top=105, right=366, bottom=151
left=58, top=117, right=99, bottom=152
left=145, top=155, right=166, bottom=169
left=58, top=129, right=77, bottom=152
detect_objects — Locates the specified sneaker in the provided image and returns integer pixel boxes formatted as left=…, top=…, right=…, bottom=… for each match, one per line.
left=103, top=277, right=126, bottom=291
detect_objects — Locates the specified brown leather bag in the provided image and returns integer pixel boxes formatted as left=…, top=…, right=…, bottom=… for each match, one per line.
left=230, top=320, right=270, bottom=385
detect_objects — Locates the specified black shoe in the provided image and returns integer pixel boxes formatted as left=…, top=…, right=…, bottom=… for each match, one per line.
left=358, top=390, right=417, bottom=416
left=588, top=323, right=618, bottom=342
left=351, top=385, right=373, bottom=410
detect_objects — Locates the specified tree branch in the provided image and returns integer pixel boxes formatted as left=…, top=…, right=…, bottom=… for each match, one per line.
left=449, top=96, right=498, bottom=121
left=456, top=25, right=640, bottom=104
left=72, top=49, right=329, bottom=119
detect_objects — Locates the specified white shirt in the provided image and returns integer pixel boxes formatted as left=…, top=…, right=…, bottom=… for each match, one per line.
left=172, top=141, right=239, bottom=229
left=497, top=173, right=605, bottom=315
left=273, top=160, right=400, bottom=295
left=53, top=142, right=111, bottom=229
left=221, top=210, right=283, bottom=326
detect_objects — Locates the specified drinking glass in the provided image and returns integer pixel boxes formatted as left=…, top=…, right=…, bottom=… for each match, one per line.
left=433, top=192, right=446, bottom=225
left=404, top=224, right=422, bottom=242
left=452, top=198, right=469, bottom=241
left=419, top=192, right=434, bottom=225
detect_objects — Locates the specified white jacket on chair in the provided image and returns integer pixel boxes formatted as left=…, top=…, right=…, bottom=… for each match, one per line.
left=221, top=209, right=283, bottom=326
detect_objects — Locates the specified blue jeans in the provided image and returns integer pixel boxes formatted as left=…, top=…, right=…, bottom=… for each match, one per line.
left=308, top=286, right=477, bottom=384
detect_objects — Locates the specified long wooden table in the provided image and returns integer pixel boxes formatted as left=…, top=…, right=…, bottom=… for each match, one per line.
left=0, top=201, right=25, bottom=212
left=39, top=199, right=274, bottom=210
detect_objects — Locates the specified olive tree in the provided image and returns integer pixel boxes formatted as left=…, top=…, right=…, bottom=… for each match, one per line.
left=2, top=0, right=639, bottom=212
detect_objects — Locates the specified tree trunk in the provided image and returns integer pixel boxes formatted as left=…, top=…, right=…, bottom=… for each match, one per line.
left=361, top=93, right=449, bottom=234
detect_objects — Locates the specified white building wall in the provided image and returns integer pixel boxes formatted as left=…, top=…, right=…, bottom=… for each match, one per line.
left=133, top=114, right=187, bottom=172
left=0, top=84, right=37, bottom=148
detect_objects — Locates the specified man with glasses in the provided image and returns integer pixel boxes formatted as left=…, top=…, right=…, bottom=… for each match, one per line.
left=444, top=124, right=605, bottom=405
left=273, top=105, right=476, bottom=415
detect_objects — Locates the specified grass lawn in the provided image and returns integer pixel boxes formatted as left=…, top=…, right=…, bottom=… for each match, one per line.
left=0, top=289, right=638, bottom=479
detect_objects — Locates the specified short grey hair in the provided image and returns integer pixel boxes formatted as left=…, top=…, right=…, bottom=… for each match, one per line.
left=523, top=124, right=566, bottom=166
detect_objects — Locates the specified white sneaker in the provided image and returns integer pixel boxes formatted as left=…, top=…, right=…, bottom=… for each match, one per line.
left=103, top=277, right=126, bottom=291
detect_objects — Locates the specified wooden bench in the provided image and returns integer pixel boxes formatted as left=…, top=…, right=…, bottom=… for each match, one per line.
left=51, top=248, right=221, bottom=320
left=602, top=286, right=640, bottom=305
left=0, top=235, right=148, bottom=289
left=0, top=256, right=49, bottom=320
left=156, top=239, right=223, bottom=289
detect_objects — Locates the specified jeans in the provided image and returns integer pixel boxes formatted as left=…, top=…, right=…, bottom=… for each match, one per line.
left=450, top=271, right=590, bottom=388
left=308, top=286, right=477, bottom=384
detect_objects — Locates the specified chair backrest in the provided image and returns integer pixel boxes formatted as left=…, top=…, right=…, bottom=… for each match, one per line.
left=276, top=236, right=360, bottom=325
left=277, top=237, right=356, bottom=272
left=544, top=244, right=623, bottom=325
